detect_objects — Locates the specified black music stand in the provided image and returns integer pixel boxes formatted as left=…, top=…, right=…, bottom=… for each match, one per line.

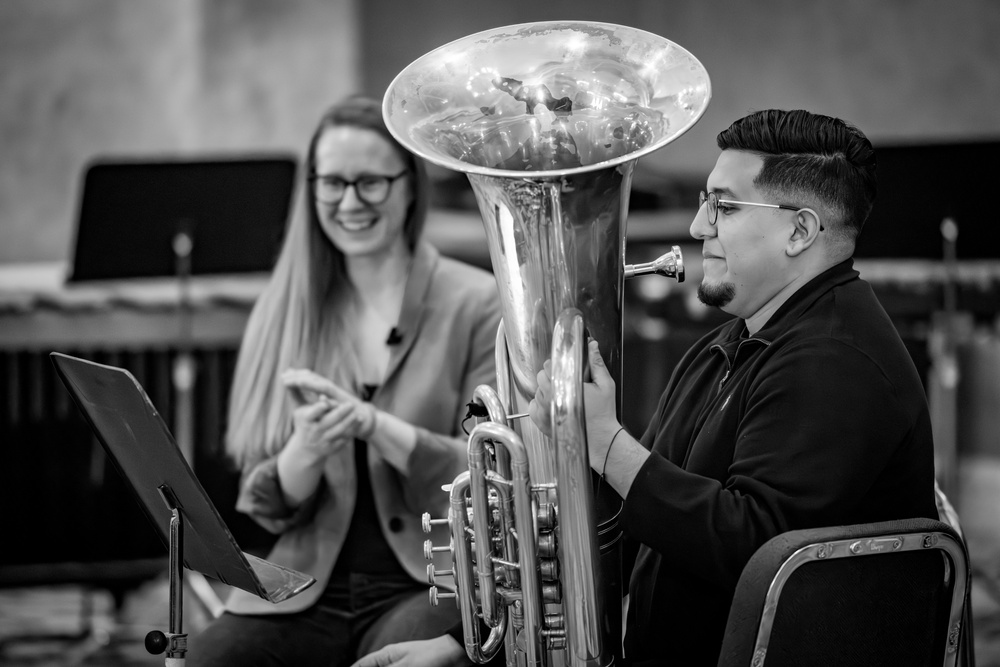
left=50, top=352, right=315, bottom=665
left=67, top=156, right=297, bottom=282
left=855, top=139, right=998, bottom=260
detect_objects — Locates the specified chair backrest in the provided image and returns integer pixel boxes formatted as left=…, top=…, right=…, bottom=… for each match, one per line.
left=717, top=517, right=971, bottom=667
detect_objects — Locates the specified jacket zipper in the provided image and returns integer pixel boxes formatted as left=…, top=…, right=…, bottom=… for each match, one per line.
left=718, top=368, right=731, bottom=392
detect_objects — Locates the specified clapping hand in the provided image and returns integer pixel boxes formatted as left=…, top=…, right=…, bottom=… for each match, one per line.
left=282, top=369, right=377, bottom=458
left=283, top=368, right=358, bottom=406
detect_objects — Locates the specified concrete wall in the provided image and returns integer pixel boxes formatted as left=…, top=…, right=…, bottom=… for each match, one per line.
left=0, top=0, right=359, bottom=263
left=361, top=0, right=1000, bottom=180
left=2, top=0, right=999, bottom=263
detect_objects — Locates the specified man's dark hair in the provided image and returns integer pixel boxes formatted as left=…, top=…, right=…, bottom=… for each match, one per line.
left=716, top=109, right=877, bottom=239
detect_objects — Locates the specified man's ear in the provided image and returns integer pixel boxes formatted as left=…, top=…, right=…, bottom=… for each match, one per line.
left=787, top=208, right=823, bottom=256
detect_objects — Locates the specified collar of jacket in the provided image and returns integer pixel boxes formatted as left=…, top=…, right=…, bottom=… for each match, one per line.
left=712, top=257, right=859, bottom=361
left=379, top=241, right=440, bottom=390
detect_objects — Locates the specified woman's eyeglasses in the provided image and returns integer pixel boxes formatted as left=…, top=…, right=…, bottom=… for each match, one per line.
left=310, top=171, right=408, bottom=206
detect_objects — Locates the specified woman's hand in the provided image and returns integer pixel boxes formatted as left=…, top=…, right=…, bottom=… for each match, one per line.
left=277, top=377, right=374, bottom=507
left=287, top=398, right=357, bottom=464
left=283, top=368, right=377, bottom=441
left=278, top=397, right=359, bottom=508
left=282, top=367, right=418, bottom=474
left=282, top=368, right=355, bottom=404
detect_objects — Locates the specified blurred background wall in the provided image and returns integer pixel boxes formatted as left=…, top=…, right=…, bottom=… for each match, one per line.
left=1, top=0, right=360, bottom=263
left=2, top=0, right=1000, bottom=263
left=2, top=1, right=1000, bottom=661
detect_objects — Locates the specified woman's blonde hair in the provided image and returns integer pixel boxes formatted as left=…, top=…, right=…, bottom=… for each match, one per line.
left=224, top=95, right=429, bottom=469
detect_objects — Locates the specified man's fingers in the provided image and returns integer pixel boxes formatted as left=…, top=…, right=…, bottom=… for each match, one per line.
left=535, top=365, right=552, bottom=397
left=587, top=339, right=612, bottom=385
left=528, top=397, right=551, bottom=435
left=350, top=646, right=397, bottom=667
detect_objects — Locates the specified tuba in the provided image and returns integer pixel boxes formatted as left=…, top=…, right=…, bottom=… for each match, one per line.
left=383, top=21, right=710, bottom=667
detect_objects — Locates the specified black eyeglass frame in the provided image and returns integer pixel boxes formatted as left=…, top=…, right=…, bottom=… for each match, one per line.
left=309, top=170, right=409, bottom=206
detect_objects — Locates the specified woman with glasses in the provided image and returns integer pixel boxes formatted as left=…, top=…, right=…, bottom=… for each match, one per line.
left=187, top=95, right=501, bottom=667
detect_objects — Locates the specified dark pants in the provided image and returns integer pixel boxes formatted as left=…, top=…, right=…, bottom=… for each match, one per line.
left=186, top=573, right=462, bottom=667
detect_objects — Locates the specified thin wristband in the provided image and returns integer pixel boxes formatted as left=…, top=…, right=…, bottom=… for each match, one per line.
left=602, top=427, right=626, bottom=478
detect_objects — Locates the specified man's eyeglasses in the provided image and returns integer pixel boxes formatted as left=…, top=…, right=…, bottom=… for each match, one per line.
left=310, top=171, right=408, bottom=206
left=698, top=190, right=802, bottom=226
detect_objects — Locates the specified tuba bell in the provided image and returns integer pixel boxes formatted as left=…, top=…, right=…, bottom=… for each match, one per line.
left=383, top=21, right=710, bottom=667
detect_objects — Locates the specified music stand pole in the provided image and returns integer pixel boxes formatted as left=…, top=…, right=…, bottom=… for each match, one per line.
left=145, top=484, right=188, bottom=665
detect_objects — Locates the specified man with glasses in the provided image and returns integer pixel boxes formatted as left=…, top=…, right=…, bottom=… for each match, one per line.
left=354, top=110, right=939, bottom=667
left=527, top=108, right=939, bottom=666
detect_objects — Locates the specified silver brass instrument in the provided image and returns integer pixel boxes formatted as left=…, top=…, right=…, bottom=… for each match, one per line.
left=383, top=21, right=710, bottom=667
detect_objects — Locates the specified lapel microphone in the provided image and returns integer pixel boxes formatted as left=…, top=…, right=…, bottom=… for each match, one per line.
left=386, top=327, right=403, bottom=345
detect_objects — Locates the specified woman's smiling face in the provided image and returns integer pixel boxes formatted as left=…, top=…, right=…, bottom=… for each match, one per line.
left=312, top=126, right=411, bottom=260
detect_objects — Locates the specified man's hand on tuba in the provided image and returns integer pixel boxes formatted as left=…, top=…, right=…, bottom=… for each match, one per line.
left=528, top=339, right=624, bottom=472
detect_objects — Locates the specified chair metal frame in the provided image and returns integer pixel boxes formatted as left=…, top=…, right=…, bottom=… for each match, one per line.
left=721, top=518, right=972, bottom=667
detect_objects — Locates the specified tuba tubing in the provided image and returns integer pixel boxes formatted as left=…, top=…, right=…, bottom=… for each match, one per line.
left=467, top=422, right=545, bottom=665
left=448, top=471, right=509, bottom=662
left=551, top=308, right=604, bottom=661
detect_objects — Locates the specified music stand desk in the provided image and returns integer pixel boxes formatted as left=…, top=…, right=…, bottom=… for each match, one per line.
left=67, top=156, right=296, bottom=283
left=50, top=352, right=314, bottom=661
